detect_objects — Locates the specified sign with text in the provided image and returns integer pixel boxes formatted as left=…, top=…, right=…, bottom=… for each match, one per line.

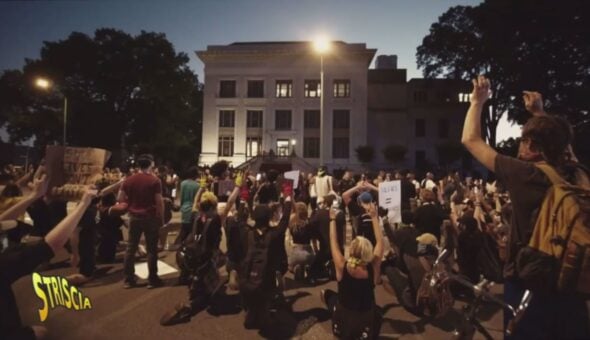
left=45, top=146, right=110, bottom=201
left=284, top=170, right=300, bottom=188
left=378, top=180, right=402, bottom=223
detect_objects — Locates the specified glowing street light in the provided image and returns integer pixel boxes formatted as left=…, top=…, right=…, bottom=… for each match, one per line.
left=35, top=78, right=51, bottom=90
left=35, top=77, right=68, bottom=146
left=312, top=36, right=331, bottom=167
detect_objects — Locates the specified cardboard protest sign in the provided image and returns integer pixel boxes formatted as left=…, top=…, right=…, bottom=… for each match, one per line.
left=45, top=146, right=111, bottom=201
left=284, top=170, right=300, bottom=188
left=378, top=180, right=402, bottom=223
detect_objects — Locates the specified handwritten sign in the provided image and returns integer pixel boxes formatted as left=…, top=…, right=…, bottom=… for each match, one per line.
left=45, top=146, right=110, bottom=201
left=379, top=180, right=401, bottom=223
left=284, top=170, right=300, bottom=188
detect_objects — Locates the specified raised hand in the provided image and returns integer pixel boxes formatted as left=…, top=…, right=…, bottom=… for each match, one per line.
left=31, top=174, right=49, bottom=199
left=199, top=175, right=208, bottom=188
left=471, top=75, right=491, bottom=105
left=234, top=171, right=244, bottom=187
left=522, top=91, right=545, bottom=116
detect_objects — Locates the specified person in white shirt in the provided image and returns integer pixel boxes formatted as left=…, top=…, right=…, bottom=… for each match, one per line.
left=315, top=166, right=334, bottom=205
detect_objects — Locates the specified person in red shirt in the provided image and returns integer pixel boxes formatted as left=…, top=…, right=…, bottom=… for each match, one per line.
left=118, top=154, right=165, bottom=289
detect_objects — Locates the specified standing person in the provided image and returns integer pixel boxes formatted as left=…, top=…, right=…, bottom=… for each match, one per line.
left=461, top=76, right=589, bottom=339
left=118, top=154, right=165, bottom=289
left=315, top=166, right=335, bottom=206
left=309, top=194, right=345, bottom=281
left=308, top=173, right=318, bottom=211
left=320, top=201, right=383, bottom=339
left=172, top=166, right=200, bottom=249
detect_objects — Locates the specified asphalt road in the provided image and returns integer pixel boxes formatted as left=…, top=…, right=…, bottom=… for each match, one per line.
left=13, top=213, right=505, bottom=340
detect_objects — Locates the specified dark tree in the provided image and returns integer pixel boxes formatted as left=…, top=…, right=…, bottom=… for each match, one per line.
left=355, top=145, right=375, bottom=166
left=436, top=141, right=464, bottom=167
left=0, top=29, right=203, bottom=167
left=495, top=137, right=520, bottom=158
left=417, top=0, right=590, bottom=157
left=382, top=144, right=407, bottom=167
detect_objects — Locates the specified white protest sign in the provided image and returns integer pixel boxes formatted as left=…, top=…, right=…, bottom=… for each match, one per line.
left=379, top=180, right=402, bottom=223
left=284, top=170, right=300, bottom=188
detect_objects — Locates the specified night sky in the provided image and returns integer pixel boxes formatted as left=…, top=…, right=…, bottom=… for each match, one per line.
left=0, top=0, right=520, bottom=141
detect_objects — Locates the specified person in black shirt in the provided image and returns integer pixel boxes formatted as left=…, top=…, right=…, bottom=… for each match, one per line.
left=320, top=201, right=383, bottom=339
left=1, top=175, right=97, bottom=340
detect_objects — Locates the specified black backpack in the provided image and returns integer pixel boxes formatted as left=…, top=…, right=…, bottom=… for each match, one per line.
left=239, top=228, right=272, bottom=293
left=176, top=217, right=212, bottom=274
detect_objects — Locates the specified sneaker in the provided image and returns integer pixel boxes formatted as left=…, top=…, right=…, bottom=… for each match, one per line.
left=124, top=280, right=137, bottom=289
left=147, top=277, right=164, bottom=289
left=160, top=303, right=193, bottom=326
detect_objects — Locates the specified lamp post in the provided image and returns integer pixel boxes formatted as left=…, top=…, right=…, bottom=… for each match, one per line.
left=35, top=77, right=68, bottom=146
left=313, top=37, right=331, bottom=167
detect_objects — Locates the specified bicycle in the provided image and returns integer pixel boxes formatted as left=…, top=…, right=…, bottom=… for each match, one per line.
left=428, top=249, right=532, bottom=340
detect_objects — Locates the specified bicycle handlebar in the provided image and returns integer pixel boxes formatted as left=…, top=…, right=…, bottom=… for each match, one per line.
left=431, top=248, right=533, bottom=336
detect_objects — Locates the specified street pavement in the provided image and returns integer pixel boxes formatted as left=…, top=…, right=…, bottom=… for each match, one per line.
left=13, top=212, right=505, bottom=340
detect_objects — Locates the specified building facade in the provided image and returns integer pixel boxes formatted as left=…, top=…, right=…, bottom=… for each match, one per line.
left=197, top=41, right=471, bottom=172
left=368, top=57, right=471, bottom=170
left=197, top=41, right=376, bottom=168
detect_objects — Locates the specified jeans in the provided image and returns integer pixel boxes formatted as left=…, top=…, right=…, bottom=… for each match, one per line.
left=504, top=279, right=590, bottom=340
left=124, top=215, right=160, bottom=281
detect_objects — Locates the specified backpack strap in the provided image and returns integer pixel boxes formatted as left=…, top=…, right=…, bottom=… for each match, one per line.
left=534, top=162, right=568, bottom=186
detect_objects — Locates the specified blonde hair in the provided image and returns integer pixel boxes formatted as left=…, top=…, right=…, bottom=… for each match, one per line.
left=348, top=236, right=374, bottom=265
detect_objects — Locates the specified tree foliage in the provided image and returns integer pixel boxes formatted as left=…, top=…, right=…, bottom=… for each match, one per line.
left=355, top=145, right=375, bottom=165
left=417, top=0, right=590, bottom=155
left=436, top=141, right=464, bottom=166
left=382, top=144, right=407, bottom=165
left=0, top=29, right=203, bottom=167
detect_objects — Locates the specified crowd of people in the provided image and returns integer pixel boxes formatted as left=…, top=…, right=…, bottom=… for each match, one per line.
left=1, top=76, right=589, bottom=339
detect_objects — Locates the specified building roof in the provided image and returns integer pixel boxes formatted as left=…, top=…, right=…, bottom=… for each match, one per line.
left=368, top=69, right=407, bottom=84
left=196, top=41, right=377, bottom=66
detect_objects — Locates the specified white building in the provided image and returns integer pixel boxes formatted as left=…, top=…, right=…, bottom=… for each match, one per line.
left=196, top=41, right=376, bottom=168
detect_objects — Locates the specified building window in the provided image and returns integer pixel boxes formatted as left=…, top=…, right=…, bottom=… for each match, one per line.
left=415, top=119, right=425, bottom=137
left=247, top=80, right=264, bottom=98
left=333, top=110, right=350, bottom=129
left=303, top=137, right=320, bottom=158
left=332, top=137, right=349, bottom=158
left=247, top=110, right=263, bottom=128
left=275, top=110, right=291, bottom=130
left=458, top=93, right=471, bottom=102
left=438, top=119, right=449, bottom=138
left=219, top=110, right=235, bottom=128
left=218, top=136, right=234, bottom=157
left=304, top=80, right=321, bottom=98
left=275, top=80, right=292, bottom=98
left=414, top=91, right=427, bottom=103
left=333, top=79, right=350, bottom=98
left=304, top=110, right=320, bottom=129
left=219, top=80, right=236, bottom=98
left=246, top=137, right=261, bottom=157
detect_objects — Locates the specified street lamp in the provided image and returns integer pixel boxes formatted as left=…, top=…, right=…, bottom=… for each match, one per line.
left=35, top=77, right=68, bottom=146
left=313, top=37, right=331, bottom=167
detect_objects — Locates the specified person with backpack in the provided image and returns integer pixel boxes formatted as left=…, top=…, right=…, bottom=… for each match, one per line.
left=462, top=75, right=590, bottom=339
left=320, top=201, right=383, bottom=339
left=240, top=187, right=293, bottom=330
left=160, top=176, right=241, bottom=326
